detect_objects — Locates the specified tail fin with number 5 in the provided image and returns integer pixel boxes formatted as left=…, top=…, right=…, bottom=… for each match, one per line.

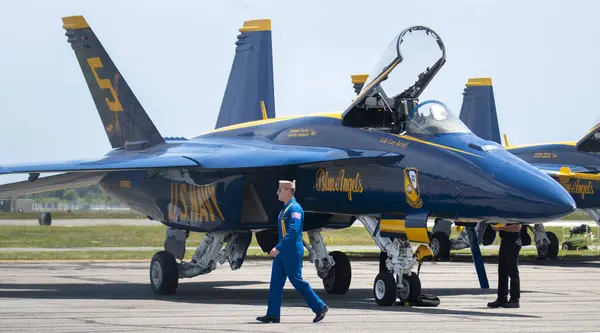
left=62, top=15, right=164, bottom=149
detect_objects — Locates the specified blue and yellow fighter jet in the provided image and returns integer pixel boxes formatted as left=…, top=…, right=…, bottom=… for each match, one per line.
left=0, top=17, right=576, bottom=306
left=430, top=77, right=600, bottom=261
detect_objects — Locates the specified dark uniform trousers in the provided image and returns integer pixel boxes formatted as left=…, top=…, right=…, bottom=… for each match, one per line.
left=497, top=231, right=522, bottom=300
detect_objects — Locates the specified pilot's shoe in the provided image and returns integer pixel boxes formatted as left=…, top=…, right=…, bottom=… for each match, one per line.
left=256, top=315, right=280, bottom=323
left=500, top=298, right=520, bottom=308
left=487, top=297, right=508, bottom=308
left=313, top=304, right=329, bottom=323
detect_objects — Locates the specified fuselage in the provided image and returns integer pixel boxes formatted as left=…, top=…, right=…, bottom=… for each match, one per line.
left=509, top=142, right=600, bottom=209
left=96, top=111, right=576, bottom=233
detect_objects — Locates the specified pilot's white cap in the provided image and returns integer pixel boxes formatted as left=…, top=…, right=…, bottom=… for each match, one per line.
left=279, top=180, right=296, bottom=189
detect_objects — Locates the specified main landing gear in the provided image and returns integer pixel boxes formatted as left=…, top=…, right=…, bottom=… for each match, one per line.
left=150, top=228, right=252, bottom=295
left=429, top=220, right=560, bottom=260
left=357, top=216, right=424, bottom=306
left=151, top=227, right=354, bottom=296
left=303, top=229, right=352, bottom=295
left=530, top=224, right=558, bottom=260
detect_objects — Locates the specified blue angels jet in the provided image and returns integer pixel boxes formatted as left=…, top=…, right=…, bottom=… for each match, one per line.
left=428, top=77, right=600, bottom=261
left=0, top=16, right=576, bottom=306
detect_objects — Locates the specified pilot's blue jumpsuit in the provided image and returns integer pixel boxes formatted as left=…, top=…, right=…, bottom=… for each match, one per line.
left=266, top=197, right=325, bottom=317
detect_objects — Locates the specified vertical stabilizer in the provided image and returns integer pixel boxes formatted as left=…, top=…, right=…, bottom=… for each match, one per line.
left=62, top=15, right=164, bottom=149
left=215, top=19, right=275, bottom=129
left=458, top=78, right=501, bottom=144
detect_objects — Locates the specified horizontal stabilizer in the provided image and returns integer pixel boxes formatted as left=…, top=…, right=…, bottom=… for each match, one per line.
left=0, top=154, right=199, bottom=175
left=0, top=172, right=104, bottom=198
left=459, top=78, right=501, bottom=144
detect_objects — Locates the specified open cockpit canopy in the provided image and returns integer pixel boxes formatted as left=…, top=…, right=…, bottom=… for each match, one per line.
left=342, top=26, right=456, bottom=135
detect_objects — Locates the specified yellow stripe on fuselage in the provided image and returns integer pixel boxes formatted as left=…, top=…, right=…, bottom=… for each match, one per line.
left=202, top=112, right=343, bottom=135
left=552, top=166, right=600, bottom=181
left=396, top=134, right=483, bottom=158
left=203, top=111, right=481, bottom=159
left=506, top=141, right=577, bottom=150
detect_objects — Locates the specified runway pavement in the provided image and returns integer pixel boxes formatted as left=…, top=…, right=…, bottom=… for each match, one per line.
left=1, top=260, right=600, bottom=332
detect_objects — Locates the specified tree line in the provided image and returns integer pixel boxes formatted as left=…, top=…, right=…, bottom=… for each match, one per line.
left=20, top=185, right=118, bottom=204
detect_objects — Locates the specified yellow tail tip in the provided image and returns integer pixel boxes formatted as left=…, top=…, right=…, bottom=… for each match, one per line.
left=239, top=19, right=271, bottom=32
left=466, top=77, right=492, bottom=87
left=503, top=134, right=509, bottom=148
left=351, top=74, right=369, bottom=84
left=62, top=15, right=89, bottom=30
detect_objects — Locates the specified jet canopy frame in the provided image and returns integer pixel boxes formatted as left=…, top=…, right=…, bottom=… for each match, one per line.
left=342, top=25, right=447, bottom=134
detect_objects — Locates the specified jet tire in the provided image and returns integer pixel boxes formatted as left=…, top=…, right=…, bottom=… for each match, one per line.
left=546, top=231, right=559, bottom=259
left=150, top=251, right=179, bottom=295
left=323, top=251, right=351, bottom=295
left=430, top=231, right=450, bottom=259
left=398, top=273, right=421, bottom=304
left=374, top=271, right=396, bottom=306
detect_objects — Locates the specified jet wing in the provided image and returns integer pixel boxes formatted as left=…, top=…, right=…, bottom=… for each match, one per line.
left=0, top=142, right=401, bottom=197
left=181, top=141, right=401, bottom=169
left=1, top=141, right=401, bottom=175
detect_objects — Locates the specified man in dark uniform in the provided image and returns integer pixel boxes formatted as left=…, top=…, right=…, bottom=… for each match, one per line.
left=256, top=180, right=329, bottom=323
left=487, top=223, right=522, bottom=308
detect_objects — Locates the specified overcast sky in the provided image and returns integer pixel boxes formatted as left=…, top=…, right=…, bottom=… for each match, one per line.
left=1, top=0, right=598, bottom=184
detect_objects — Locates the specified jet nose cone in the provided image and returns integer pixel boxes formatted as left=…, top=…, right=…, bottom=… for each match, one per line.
left=521, top=179, right=576, bottom=221
left=493, top=158, right=576, bottom=222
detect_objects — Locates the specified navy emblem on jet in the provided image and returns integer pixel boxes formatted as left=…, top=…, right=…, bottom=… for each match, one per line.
left=404, top=167, right=422, bottom=209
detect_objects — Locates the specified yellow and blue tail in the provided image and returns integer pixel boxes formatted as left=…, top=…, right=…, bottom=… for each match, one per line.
left=62, top=16, right=164, bottom=149
left=215, top=19, right=275, bottom=129
left=458, top=78, right=501, bottom=144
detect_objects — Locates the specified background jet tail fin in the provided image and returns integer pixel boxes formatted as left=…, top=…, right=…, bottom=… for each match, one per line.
left=458, top=78, right=501, bottom=144
left=62, top=16, right=164, bottom=149
left=215, top=19, right=275, bottom=129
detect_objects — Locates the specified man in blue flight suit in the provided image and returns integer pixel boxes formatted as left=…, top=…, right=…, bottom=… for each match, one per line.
left=256, top=180, right=329, bottom=323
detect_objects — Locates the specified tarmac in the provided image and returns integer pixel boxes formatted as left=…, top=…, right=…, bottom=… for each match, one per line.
left=1, top=260, right=600, bottom=332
